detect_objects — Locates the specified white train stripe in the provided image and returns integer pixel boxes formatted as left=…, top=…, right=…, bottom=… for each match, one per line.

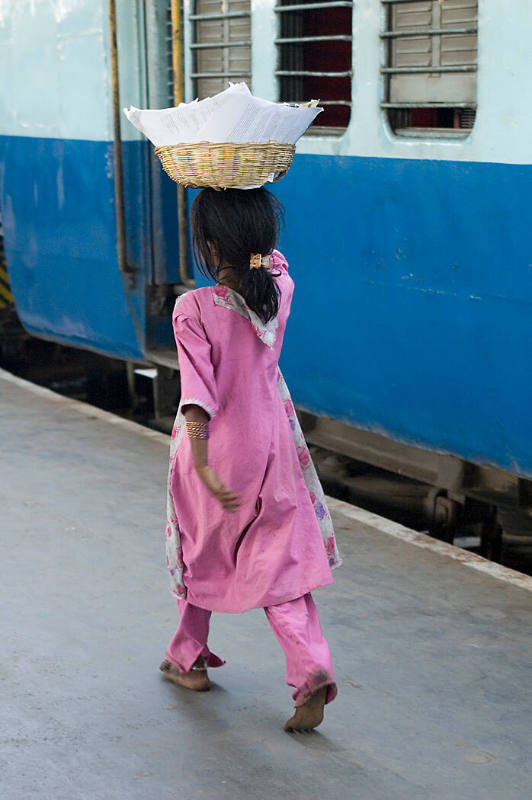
left=1, top=0, right=531, bottom=162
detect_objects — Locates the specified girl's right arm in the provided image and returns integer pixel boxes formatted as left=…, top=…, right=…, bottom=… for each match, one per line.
left=183, top=403, right=241, bottom=512
left=174, top=301, right=240, bottom=512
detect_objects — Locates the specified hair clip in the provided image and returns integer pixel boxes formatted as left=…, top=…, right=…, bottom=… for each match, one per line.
left=249, top=253, right=272, bottom=270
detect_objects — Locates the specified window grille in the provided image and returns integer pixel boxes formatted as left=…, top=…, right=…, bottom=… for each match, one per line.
left=189, top=0, right=251, bottom=100
left=381, top=0, right=478, bottom=136
left=275, top=0, right=353, bottom=133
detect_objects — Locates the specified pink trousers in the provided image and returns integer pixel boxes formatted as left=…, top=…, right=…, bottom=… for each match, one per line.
left=165, top=592, right=337, bottom=707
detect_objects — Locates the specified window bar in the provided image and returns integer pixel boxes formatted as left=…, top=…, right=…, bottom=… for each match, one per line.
left=276, top=35, right=352, bottom=44
left=190, top=41, right=251, bottom=49
left=276, top=70, right=352, bottom=77
left=317, top=100, right=352, bottom=106
left=274, top=2, right=352, bottom=12
left=381, top=28, right=478, bottom=38
left=191, top=72, right=252, bottom=79
left=381, top=102, right=477, bottom=109
left=382, top=65, right=477, bottom=74
left=189, top=11, right=250, bottom=20
left=381, top=0, right=441, bottom=4
left=287, top=100, right=352, bottom=105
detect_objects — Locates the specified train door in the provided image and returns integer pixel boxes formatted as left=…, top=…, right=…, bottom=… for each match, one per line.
left=113, top=0, right=253, bottom=379
left=126, top=1, right=193, bottom=359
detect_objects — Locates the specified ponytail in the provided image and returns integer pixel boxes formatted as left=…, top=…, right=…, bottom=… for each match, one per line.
left=191, top=188, right=284, bottom=324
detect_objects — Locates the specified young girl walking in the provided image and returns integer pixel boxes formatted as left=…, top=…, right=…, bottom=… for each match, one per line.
left=160, top=187, right=341, bottom=732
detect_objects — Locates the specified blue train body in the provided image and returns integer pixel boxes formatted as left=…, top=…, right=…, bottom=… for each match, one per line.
left=1, top=0, right=531, bottom=486
left=275, top=153, right=532, bottom=476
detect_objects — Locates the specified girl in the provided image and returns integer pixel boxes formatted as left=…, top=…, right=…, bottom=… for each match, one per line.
left=160, top=187, right=341, bottom=732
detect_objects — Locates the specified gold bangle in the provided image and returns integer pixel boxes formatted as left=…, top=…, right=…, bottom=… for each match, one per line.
left=186, top=421, right=209, bottom=439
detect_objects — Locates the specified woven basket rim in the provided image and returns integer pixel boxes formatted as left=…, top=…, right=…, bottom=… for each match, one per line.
left=154, top=140, right=295, bottom=151
left=154, top=140, right=296, bottom=189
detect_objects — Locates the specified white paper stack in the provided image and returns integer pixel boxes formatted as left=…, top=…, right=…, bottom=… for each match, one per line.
left=123, top=83, right=322, bottom=148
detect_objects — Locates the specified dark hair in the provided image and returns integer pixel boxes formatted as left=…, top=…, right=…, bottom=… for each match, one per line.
left=191, top=187, right=284, bottom=323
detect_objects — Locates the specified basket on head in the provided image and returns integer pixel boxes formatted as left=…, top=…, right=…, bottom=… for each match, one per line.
left=153, top=141, right=296, bottom=189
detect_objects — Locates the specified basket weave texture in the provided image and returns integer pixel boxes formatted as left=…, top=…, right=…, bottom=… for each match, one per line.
left=154, top=141, right=296, bottom=189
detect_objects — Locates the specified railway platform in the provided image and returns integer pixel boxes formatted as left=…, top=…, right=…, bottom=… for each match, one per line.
left=1, top=368, right=532, bottom=800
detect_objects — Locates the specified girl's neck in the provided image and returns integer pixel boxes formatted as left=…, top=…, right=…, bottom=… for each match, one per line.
left=217, top=265, right=240, bottom=292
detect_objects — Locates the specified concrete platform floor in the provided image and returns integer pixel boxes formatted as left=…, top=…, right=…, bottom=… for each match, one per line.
left=1, top=369, right=532, bottom=800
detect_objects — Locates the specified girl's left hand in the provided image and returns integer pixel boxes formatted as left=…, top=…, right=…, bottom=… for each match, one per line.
left=196, top=465, right=241, bottom=512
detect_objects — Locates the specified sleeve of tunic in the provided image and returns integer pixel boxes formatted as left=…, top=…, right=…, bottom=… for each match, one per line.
left=173, top=305, right=218, bottom=420
left=271, top=249, right=289, bottom=274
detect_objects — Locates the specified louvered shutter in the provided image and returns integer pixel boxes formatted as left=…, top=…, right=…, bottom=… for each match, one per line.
left=389, top=0, right=478, bottom=105
left=192, top=0, right=251, bottom=99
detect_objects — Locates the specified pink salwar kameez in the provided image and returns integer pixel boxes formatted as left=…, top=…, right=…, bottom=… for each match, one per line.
left=164, top=250, right=341, bottom=704
left=166, top=594, right=336, bottom=706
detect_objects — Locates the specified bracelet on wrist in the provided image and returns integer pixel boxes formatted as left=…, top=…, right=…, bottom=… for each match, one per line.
left=186, top=420, right=209, bottom=439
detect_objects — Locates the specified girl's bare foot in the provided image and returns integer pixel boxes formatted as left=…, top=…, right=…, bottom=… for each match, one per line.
left=284, top=686, right=327, bottom=732
left=159, top=657, right=210, bottom=691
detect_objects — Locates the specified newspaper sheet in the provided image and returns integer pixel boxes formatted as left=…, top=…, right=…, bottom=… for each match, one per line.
left=124, top=83, right=321, bottom=147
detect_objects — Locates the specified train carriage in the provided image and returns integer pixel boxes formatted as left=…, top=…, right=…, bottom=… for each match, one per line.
left=1, top=0, right=531, bottom=540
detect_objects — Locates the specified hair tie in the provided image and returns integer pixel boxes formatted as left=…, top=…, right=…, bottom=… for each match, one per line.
left=249, top=253, right=272, bottom=270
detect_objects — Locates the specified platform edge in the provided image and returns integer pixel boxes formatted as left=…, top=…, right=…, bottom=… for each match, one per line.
left=3, top=368, right=531, bottom=594
left=0, top=367, right=170, bottom=446
left=326, top=497, right=532, bottom=594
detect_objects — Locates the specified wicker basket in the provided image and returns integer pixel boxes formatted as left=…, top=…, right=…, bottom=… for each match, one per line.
left=153, top=141, right=296, bottom=189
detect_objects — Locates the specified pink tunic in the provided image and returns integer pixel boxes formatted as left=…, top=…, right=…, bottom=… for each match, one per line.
left=165, top=250, right=341, bottom=613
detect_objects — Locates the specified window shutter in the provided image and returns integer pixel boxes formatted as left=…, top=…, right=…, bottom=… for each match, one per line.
left=382, top=0, right=478, bottom=133
left=191, top=0, right=252, bottom=100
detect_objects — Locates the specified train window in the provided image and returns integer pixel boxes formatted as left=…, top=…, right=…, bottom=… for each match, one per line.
left=275, top=0, right=353, bottom=134
left=190, top=0, right=252, bottom=99
left=381, top=0, right=478, bottom=137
